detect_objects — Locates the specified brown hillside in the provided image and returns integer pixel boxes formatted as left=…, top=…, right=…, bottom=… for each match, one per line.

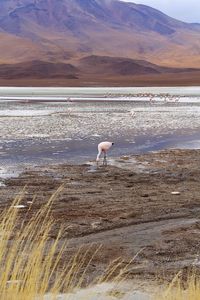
left=0, top=0, right=199, bottom=83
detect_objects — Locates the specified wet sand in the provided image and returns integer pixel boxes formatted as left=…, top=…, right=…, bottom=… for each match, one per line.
left=1, top=149, right=200, bottom=284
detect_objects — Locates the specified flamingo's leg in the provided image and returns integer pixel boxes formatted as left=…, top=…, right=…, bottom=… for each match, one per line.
left=103, top=151, right=107, bottom=166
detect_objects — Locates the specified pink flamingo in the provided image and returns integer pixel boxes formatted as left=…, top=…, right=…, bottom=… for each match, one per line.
left=96, top=141, right=114, bottom=166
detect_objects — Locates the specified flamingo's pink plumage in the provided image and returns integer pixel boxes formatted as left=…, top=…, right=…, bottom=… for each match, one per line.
left=96, top=141, right=114, bottom=163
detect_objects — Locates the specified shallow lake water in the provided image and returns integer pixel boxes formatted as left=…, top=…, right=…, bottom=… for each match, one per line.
left=0, top=87, right=200, bottom=178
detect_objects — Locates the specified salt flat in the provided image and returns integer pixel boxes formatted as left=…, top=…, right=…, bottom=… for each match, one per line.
left=0, top=87, right=200, bottom=177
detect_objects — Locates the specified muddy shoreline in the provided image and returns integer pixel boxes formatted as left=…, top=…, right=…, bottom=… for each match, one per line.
left=1, top=149, right=200, bottom=283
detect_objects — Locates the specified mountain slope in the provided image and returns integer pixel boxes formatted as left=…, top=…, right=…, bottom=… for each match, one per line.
left=0, top=60, right=78, bottom=79
left=0, top=56, right=198, bottom=81
left=78, top=55, right=198, bottom=76
left=0, top=0, right=199, bottom=74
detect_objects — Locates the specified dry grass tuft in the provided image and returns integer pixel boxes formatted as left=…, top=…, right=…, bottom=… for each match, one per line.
left=0, top=186, right=128, bottom=300
left=157, top=271, right=200, bottom=300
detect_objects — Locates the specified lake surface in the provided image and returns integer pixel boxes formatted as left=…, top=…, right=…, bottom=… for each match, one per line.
left=0, top=86, right=200, bottom=179
left=0, top=86, right=200, bottom=98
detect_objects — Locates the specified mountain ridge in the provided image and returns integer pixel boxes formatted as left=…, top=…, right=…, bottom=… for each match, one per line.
left=0, top=0, right=199, bottom=84
left=0, top=56, right=198, bottom=80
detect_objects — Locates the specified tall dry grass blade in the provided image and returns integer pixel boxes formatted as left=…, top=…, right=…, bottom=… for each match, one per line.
left=0, top=185, right=141, bottom=299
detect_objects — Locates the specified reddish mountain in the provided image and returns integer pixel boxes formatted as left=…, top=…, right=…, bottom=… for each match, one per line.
left=0, top=0, right=199, bottom=83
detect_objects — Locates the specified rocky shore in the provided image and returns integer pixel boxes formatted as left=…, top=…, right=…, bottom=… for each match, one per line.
left=0, top=149, right=200, bottom=284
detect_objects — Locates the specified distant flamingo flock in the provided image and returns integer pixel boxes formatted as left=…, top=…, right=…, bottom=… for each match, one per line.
left=64, top=93, right=181, bottom=166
